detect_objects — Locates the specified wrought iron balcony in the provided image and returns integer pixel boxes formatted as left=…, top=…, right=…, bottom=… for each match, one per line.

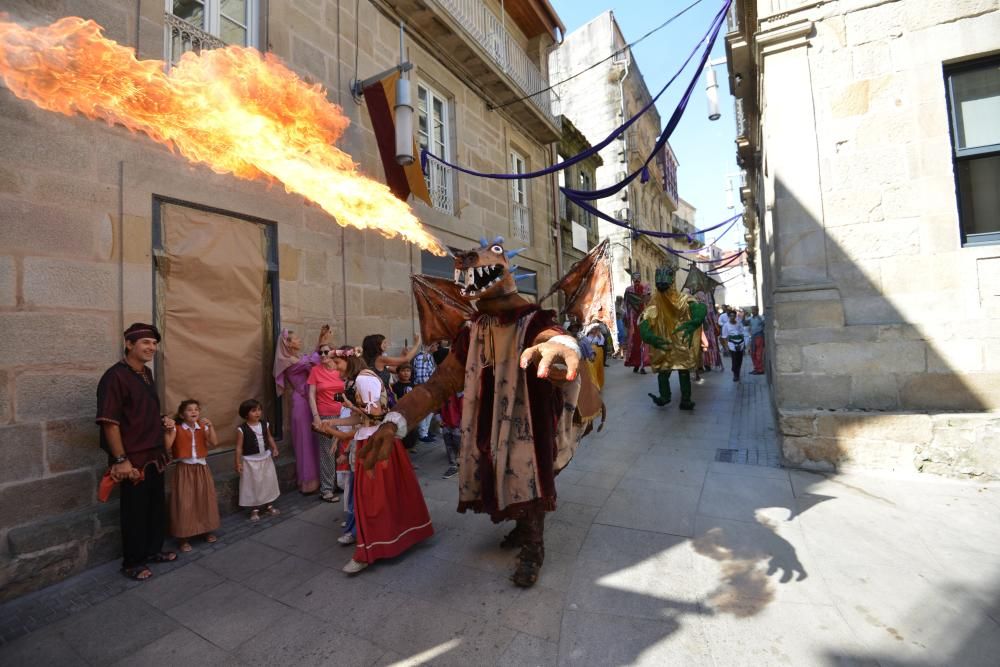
left=164, top=12, right=225, bottom=66
left=433, top=0, right=561, bottom=135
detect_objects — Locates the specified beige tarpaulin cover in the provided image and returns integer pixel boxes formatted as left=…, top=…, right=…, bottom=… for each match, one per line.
left=157, top=203, right=274, bottom=450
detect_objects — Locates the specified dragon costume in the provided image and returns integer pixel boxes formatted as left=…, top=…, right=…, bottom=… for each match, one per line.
left=639, top=266, right=707, bottom=410
left=363, top=238, right=609, bottom=587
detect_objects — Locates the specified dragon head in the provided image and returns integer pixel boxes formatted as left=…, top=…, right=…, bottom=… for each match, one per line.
left=453, top=237, right=525, bottom=303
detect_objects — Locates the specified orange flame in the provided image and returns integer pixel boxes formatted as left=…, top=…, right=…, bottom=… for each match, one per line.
left=0, top=17, right=446, bottom=255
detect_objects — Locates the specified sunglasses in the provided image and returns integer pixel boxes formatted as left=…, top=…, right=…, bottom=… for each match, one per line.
left=319, top=350, right=331, bottom=356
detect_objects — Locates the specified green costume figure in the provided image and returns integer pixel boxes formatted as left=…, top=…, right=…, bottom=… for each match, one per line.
left=638, top=266, right=708, bottom=410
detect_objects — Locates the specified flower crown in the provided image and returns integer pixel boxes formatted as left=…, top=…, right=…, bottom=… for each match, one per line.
left=332, top=347, right=361, bottom=358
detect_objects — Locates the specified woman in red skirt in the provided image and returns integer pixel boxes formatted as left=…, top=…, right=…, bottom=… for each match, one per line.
left=319, top=366, right=433, bottom=574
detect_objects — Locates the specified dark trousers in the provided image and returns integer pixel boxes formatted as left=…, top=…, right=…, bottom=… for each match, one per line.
left=731, top=348, right=744, bottom=379
left=443, top=429, right=461, bottom=466
left=119, top=463, right=166, bottom=568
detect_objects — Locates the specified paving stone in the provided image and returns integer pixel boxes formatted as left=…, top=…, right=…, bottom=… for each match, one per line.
left=233, top=609, right=384, bottom=666
left=128, top=562, right=225, bottom=612
left=0, top=625, right=87, bottom=666
left=242, top=554, right=328, bottom=600
left=164, top=580, right=289, bottom=651
left=251, top=516, right=342, bottom=562
left=110, top=627, right=235, bottom=666
left=197, top=538, right=288, bottom=582
left=559, top=608, right=712, bottom=666
left=595, top=477, right=701, bottom=537
left=50, top=595, right=179, bottom=664
left=499, top=632, right=559, bottom=667
left=697, top=472, right=796, bottom=524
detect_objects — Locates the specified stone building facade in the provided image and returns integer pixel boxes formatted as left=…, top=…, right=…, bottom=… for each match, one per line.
left=557, top=117, right=602, bottom=272
left=725, top=0, right=1000, bottom=477
left=549, top=11, right=680, bottom=297
left=0, top=0, right=565, bottom=598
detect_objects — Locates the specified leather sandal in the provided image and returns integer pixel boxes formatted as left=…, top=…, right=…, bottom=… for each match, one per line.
left=122, top=566, right=153, bottom=581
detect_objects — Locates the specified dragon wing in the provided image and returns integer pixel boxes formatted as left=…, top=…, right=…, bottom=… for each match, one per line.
left=542, top=239, right=617, bottom=344
left=682, top=265, right=722, bottom=297
left=411, top=274, right=476, bottom=343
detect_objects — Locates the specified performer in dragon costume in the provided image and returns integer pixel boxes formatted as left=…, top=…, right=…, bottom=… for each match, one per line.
left=361, top=238, right=609, bottom=587
left=640, top=266, right=708, bottom=410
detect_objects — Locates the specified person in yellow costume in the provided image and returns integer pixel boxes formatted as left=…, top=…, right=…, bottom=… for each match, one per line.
left=639, top=266, right=707, bottom=410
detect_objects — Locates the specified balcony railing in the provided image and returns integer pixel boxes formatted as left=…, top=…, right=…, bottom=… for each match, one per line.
left=426, top=160, right=454, bottom=214
left=512, top=201, right=531, bottom=241
left=164, top=12, right=225, bottom=66
left=434, top=0, right=560, bottom=128
left=734, top=97, right=747, bottom=139
left=726, top=1, right=740, bottom=34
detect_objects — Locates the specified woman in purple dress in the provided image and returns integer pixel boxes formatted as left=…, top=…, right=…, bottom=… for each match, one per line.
left=273, top=325, right=331, bottom=494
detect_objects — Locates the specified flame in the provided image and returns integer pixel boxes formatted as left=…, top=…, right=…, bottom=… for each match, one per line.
left=0, top=16, right=446, bottom=255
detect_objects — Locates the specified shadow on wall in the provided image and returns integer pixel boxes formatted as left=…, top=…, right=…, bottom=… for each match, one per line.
left=764, top=177, right=998, bottom=478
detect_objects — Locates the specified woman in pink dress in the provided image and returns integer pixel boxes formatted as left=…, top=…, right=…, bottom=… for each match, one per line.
left=273, top=325, right=331, bottom=494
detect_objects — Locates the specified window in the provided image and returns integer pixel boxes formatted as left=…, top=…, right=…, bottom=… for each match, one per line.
left=417, top=82, right=454, bottom=213
left=166, top=1, right=258, bottom=65
left=420, top=247, right=462, bottom=279
left=513, top=269, right=538, bottom=296
left=578, top=171, right=594, bottom=229
left=946, top=57, right=1000, bottom=245
left=511, top=151, right=531, bottom=241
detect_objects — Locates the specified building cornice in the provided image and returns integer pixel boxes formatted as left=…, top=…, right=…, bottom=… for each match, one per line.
left=755, top=17, right=813, bottom=58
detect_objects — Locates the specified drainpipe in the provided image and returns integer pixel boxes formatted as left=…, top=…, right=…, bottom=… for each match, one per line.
left=550, top=142, right=562, bottom=304
left=617, top=49, right=631, bottom=280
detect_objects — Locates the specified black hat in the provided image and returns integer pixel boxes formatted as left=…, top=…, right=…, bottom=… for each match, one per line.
left=123, top=322, right=161, bottom=343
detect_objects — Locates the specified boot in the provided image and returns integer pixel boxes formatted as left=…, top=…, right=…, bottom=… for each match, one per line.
left=499, top=521, right=527, bottom=549
left=510, top=511, right=545, bottom=588
left=648, top=371, right=671, bottom=407
left=678, top=370, right=695, bottom=410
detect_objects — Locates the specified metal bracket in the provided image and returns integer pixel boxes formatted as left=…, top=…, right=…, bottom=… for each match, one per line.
left=350, top=62, right=414, bottom=99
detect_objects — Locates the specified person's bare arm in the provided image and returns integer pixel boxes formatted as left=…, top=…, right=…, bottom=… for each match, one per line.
left=381, top=335, right=422, bottom=366
left=102, top=423, right=140, bottom=481
left=308, top=384, right=322, bottom=430
left=316, top=324, right=332, bottom=350
left=234, top=430, right=244, bottom=474
left=265, top=424, right=279, bottom=457
left=201, top=418, right=218, bottom=447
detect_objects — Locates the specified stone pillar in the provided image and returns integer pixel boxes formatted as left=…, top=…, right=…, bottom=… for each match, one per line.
left=758, top=19, right=828, bottom=288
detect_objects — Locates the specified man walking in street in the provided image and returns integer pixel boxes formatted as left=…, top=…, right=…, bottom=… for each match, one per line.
left=749, top=307, right=766, bottom=374
left=96, top=323, right=177, bottom=581
left=720, top=316, right=747, bottom=382
left=412, top=341, right=439, bottom=442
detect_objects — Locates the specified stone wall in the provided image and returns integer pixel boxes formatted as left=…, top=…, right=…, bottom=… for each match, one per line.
left=0, top=0, right=560, bottom=598
left=734, top=0, right=1000, bottom=479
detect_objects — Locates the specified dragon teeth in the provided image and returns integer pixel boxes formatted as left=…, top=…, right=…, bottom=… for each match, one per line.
left=454, top=269, right=461, bottom=283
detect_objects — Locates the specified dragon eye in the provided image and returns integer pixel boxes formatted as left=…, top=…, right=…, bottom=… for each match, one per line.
left=490, top=245, right=503, bottom=254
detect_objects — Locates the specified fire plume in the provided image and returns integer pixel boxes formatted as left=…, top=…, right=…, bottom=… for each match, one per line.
left=0, top=16, right=446, bottom=254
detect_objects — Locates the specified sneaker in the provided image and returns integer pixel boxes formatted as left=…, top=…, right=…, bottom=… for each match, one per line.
left=342, top=559, right=368, bottom=574
left=418, top=435, right=436, bottom=443
left=338, top=533, right=356, bottom=545
left=442, top=465, right=459, bottom=479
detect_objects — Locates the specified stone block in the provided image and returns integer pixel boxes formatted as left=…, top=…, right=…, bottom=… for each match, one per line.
left=826, top=220, right=920, bottom=261
left=22, top=258, right=117, bottom=311
left=775, top=373, right=851, bottom=410
left=902, top=0, right=998, bottom=33
left=775, top=344, right=802, bottom=373
left=0, top=544, right=83, bottom=603
left=84, top=527, right=121, bottom=568
left=279, top=243, right=301, bottom=281
left=778, top=412, right=815, bottom=437
left=0, top=470, right=94, bottom=528
left=781, top=436, right=843, bottom=470
left=900, top=373, right=998, bottom=411
left=915, top=416, right=1000, bottom=480
left=7, top=511, right=94, bottom=555
left=14, top=372, right=100, bottom=423
left=0, top=255, right=15, bottom=308
left=303, top=251, right=327, bottom=284
left=46, top=417, right=105, bottom=473
left=841, top=296, right=899, bottom=325
left=773, top=299, right=845, bottom=331
left=927, top=342, right=983, bottom=373
left=814, top=413, right=932, bottom=444
left=0, top=370, right=10, bottom=423
left=849, top=374, right=900, bottom=410
left=845, top=3, right=902, bottom=45
left=802, top=340, right=926, bottom=375
left=0, top=423, right=44, bottom=485
left=0, top=197, right=108, bottom=261
left=0, top=313, right=114, bottom=368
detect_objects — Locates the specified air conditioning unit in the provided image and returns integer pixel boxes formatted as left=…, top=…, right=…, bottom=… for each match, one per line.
left=616, top=208, right=630, bottom=221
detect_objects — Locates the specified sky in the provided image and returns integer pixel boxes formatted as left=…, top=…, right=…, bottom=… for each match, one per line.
left=550, top=0, right=744, bottom=249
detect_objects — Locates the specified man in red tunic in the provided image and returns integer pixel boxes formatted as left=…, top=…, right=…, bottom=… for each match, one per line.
left=623, top=272, right=650, bottom=373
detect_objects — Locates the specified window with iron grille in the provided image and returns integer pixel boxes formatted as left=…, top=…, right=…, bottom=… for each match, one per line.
left=418, top=82, right=454, bottom=214
left=511, top=151, right=531, bottom=241
left=945, top=56, right=1000, bottom=246
left=165, top=0, right=258, bottom=66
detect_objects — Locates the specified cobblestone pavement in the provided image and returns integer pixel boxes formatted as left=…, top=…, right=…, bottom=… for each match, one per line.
left=2, top=361, right=1000, bottom=666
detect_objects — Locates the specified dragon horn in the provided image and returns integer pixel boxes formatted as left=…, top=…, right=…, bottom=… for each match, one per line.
left=479, top=238, right=489, bottom=248
left=505, top=247, right=527, bottom=259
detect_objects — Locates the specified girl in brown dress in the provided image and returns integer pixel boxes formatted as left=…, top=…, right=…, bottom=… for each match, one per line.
left=166, top=399, right=221, bottom=552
